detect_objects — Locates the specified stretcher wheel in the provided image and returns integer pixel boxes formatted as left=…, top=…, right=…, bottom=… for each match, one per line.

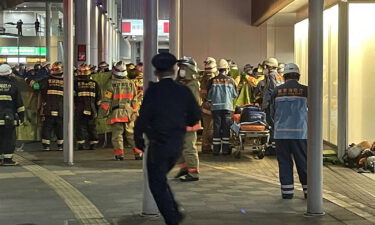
left=234, top=150, right=241, bottom=159
left=257, top=151, right=265, bottom=159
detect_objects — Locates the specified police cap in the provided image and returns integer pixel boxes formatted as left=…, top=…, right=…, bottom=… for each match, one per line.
left=152, top=53, right=179, bottom=73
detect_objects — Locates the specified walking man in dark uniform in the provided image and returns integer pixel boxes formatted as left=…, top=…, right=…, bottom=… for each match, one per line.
left=0, top=64, right=24, bottom=166
left=134, top=53, right=201, bottom=225
left=270, top=63, right=308, bottom=199
left=16, top=19, right=23, bottom=36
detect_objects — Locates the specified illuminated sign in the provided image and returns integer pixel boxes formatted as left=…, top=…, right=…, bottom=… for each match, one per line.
left=122, top=20, right=170, bottom=36
left=0, top=47, right=47, bottom=56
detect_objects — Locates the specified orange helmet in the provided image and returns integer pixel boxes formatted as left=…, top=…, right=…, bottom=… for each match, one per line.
left=77, top=64, right=92, bottom=76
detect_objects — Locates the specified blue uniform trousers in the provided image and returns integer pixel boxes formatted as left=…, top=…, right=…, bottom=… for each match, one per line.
left=275, top=139, right=307, bottom=199
left=212, top=110, right=232, bottom=154
left=147, top=134, right=184, bottom=225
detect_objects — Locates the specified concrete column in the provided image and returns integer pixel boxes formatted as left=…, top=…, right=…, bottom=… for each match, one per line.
left=63, top=0, right=74, bottom=165
left=51, top=7, right=59, bottom=36
left=306, top=0, right=325, bottom=216
left=141, top=0, right=159, bottom=216
left=337, top=1, right=349, bottom=161
left=46, top=2, right=51, bottom=62
left=90, top=1, right=99, bottom=66
left=0, top=11, right=4, bottom=26
left=75, top=0, right=91, bottom=65
left=169, top=0, right=181, bottom=58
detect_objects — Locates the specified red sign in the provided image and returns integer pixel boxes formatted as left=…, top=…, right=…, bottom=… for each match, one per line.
left=163, top=22, right=169, bottom=33
left=77, top=45, right=86, bottom=62
left=122, top=22, right=131, bottom=33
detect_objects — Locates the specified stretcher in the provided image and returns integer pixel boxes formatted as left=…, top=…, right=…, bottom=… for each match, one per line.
left=230, top=117, right=270, bottom=159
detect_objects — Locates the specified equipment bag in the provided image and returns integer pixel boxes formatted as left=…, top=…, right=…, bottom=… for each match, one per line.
left=365, top=156, right=375, bottom=172
left=342, top=143, right=363, bottom=168
left=240, top=107, right=266, bottom=124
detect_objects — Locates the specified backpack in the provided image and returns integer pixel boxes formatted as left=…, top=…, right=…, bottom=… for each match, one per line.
left=240, top=106, right=266, bottom=124
left=365, top=156, right=375, bottom=172
left=342, top=143, right=364, bottom=168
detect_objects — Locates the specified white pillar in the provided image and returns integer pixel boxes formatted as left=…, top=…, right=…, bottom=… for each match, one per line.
left=51, top=7, right=59, bottom=36
left=306, top=0, right=325, bottom=216
left=169, top=0, right=181, bottom=58
left=75, top=0, right=91, bottom=65
left=46, top=2, right=51, bottom=62
left=63, top=0, right=74, bottom=166
left=141, top=0, right=159, bottom=216
left=90, top=0, right=99, bottom=66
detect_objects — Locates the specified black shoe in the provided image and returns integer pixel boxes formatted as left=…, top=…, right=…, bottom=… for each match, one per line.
left=174, top=169, right=188, bottom=179
left=57, top=144, right=63, bottom=151
left=222, top=151, right=231, bottom=156
left=43, top=147, right=51, bottom=151
left=134, top=153, right=143, bottom=160
left=304, top=193, right=307, bottom=199
left=2, top=158, right=18, bottom=166
left=115, top=155, right=124, bottom=161
left=180, top=174, right=199, bottom=182
left=213, top=151, right=220, bottom=156
left=89, top=144, right=96, bottom=150
left=282, top=194, right=294, bottom=199
left=78, top=144, right=85, bottom=150
left=201, top=148, right=213, bottom=154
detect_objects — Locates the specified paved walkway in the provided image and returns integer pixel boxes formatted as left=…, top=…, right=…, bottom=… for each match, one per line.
left=0, top=143, right=374, bottom=225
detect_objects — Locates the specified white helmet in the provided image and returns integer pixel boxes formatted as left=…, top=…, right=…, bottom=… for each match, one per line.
left=265, top=57, right=278, bottom=68
left=217, top=59, right=229, bottom=70
left=284, top=63, right=300, bottom=75
left=112, top=61, right=127, bottom=77
left=0, top=64, right=12, bottom=76
left=204, top=57, right=217, bottom=73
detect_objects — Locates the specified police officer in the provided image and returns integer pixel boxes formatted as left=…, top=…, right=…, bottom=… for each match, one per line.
left=99, top=61, right=140, bottom=160
left=208, top=59, right=238, bottom=156
left=74, top=64, right=101, bottom=150
left=175, top=56, right=201, bottom=182
left=270, top=63, right=307, bottom=199
left=134, top=52, right=201, bottom=225
left=0, top=64, right=24, bottom=166
left=40, top=62, right=64, bottom=151
left=200, top=57, right=217, bottom=154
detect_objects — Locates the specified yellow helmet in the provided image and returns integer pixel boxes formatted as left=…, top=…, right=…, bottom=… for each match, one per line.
left=77, top=64, right=92, bottom=76
left=51, top=62, right=63, bottom=76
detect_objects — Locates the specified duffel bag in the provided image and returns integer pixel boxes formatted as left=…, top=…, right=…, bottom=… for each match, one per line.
left=240, top=107, right=266, bottom=124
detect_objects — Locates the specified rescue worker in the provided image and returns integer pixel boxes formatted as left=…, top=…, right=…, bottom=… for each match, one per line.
left=278, top=63, right=285, bottom=77
left=251, top=67, right=266, bottom=106
left=74, top=64, right=101, bottom=150
left=127, top=68, right=144, bottom=104
left=0, top=64, right=24, bottom=166
left=99, top=61, right=141, bottom=160
left=270, top=63, right=307, bottom=199
left=199, top=57, right=217, bottom=153
left=97, top=61, right=110, bottom=73
left=136, top=62, right=143, bottom=72
left=40, top=62, right=64, bottom=151
left=175, top=56, right=201, bottom=182
left=208, top=59, right=238, bottom=156
left=134, top=52, right=201, bottom=225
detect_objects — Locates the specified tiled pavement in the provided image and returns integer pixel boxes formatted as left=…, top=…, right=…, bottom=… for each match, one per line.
left=0, top=143, right=374, bottom=225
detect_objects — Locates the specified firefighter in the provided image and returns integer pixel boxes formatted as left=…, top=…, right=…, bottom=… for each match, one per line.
left=270, top=63, right=307, bottom=199
left=127, top=68, right=144, bottom=104
left=0, top=64, right=24, bottom=166
left=97, top=61, right=110, bottom=73
left=134, top=52, right=201, bottom=225
left=74, top=64, right=101, bottom=150
left=99, top=61, right=141, bottom=160
left=175, top=56, right=201, bottom=182
left=40, top=62, right=64, bottom=151
left=208, top=59, right=238, bottom=156
left=199, top=57, right=217, bottom=153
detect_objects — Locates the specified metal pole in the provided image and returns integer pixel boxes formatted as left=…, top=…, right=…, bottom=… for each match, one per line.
left=141, top=0, right=159, bottom=216
left=46, top=2, right=51, bottom=62
left=90, top=0, right=99, bottom=66
left=17, top=37, right=20, bottom=64
left=169, top=0, right=181, bottom=58
left=337, top=1, right=349, bottom=161
left=306, top=0, right=324, bottom=216
left=63, top=0, right=74, bottom=166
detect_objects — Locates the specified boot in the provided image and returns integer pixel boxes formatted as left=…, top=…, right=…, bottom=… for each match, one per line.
left=43, top=144, right=51, bottom=151
left=2, top=158, right=18, bottom=166
left=134, top=152, right=143, bottom=160
left=201, top=148, right=213, bottom=154
left=174, top=168, right=188, bottom=179
left=78, top=144, right=85, bottom=150
left=89, top=144, right=97, bottom=150
left=57, top=144, right=63, bottom=151
left=115, top=155, right=124, bottom=161
left=180, top=173, right=199, bottom=182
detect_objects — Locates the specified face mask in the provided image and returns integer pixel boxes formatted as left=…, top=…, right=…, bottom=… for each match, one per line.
left=179, top=69, right=186, bottom=78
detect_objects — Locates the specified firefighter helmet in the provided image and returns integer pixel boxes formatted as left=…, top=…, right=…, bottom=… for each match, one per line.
left=0, top=64, right=12, bottom=76
left=77, top=64, right=92, bottom=76
left=178, top=56, right=197, bottom=72
left=265, top=57, right=279, bottom=68
left=204, top=57, right=217, bottom=73
left=50, top=62, right=63, bottom=76
left=98, top=61, right=109, bottom=69
left=34, top=63, right=42, bottom=71
left=217, top=59, right=229, bottom=70
left=278, top=63, right=285, bottom=74
left=284, top=63, right=300, bottom=75
left=112, top=61, right=127, bottom=77
left=243, top=64, right=253, bottom=74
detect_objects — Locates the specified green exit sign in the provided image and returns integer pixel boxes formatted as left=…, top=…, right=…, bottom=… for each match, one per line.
left=0, top=47, right=47, bottom=56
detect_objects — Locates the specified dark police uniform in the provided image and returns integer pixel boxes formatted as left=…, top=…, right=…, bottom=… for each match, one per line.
left=134, top=53, right=201, bottom=225
left=270, top=79, right=308, bottom=199
left=0, top=74, right=24, bottom=165
left=74, top=78, right=101, bottom=149
left=40, top=74, right=64, bottom=150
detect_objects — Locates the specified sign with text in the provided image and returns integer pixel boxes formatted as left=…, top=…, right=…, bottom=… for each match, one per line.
left=0, top=47, right=47, bottom=56
left=122, top=19, right=170, bottom=36
left=77, top=45, right=87, bottom=62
